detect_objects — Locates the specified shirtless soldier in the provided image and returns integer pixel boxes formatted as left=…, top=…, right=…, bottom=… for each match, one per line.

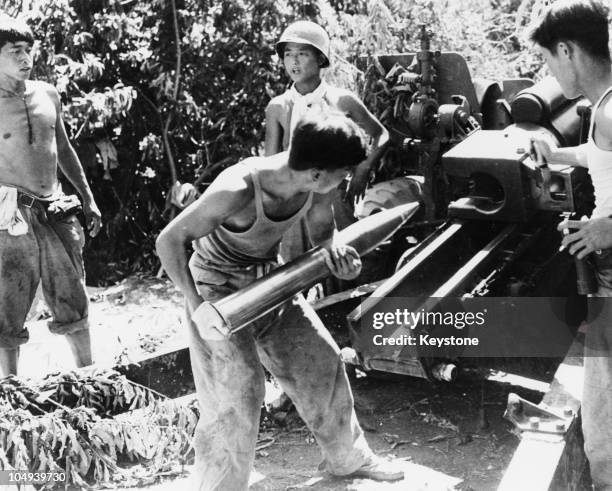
left=157, top=112, right=404, bottom=489
left=0, top=16, right=101, bottom=376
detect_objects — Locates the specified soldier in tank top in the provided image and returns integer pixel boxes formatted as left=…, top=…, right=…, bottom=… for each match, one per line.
left=156, top=112, right=405, bottom=490
left=528, top=1, right=612, bottom=487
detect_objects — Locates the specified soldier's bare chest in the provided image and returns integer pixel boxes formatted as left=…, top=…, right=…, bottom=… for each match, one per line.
left=230, top=190, right=309, bottom=230
left=261, top=190, right=309, bottom=220
left=0, top=92, right=56, bottom=145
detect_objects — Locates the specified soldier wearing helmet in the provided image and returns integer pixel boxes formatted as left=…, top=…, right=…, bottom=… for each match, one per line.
left=265, top=20, right=390, bottom=263
left=275, top=20, right=331, bottom=68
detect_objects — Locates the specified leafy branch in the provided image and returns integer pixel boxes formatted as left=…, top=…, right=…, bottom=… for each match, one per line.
left=0, top=370, right=198, bottom=488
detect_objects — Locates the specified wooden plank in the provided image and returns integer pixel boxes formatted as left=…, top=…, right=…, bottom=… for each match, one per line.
left=498, top=437, right=566, bottom=491
left=497, top=334, right=586, bottom=491
left=116, top=280, right=383, bottom=396
left=116, top=345, right=194, bottom=398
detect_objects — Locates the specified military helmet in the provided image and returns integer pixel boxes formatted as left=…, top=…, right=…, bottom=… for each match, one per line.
left=276, top=20, right=331, bottom=68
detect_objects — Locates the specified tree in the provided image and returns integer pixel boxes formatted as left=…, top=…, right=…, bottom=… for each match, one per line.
left=2, top=0, right=542, bottom=283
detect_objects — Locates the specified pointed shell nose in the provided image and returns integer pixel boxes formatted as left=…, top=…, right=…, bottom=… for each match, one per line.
left=396, top=202, right=420, bottom=221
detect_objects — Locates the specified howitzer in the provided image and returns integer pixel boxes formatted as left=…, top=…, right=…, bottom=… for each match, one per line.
left=191, top=202, right=419, bottom=340
left=342, top=23, right=598, bottom=397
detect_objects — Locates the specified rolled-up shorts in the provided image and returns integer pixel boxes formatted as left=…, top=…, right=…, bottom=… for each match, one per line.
left=0, top=201, right=88, bottom=348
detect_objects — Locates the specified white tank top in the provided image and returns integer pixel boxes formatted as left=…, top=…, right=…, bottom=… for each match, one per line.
left=586, top=86, right=612, bottom=218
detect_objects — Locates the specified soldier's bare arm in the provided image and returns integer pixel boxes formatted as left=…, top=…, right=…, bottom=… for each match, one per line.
left=265, top=100, right=284, bottom=156
left=338, top=91, right=389, bottom=201
left=51, top=86, right=102, bottom=236
left=340, top=91, right=388, bottom=145
left=156, top=165, right=253, bottom=311
left=556, top=96, right=612, bottom=257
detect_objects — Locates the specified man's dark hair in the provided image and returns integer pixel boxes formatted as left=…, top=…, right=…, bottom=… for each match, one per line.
left=288, top=111, right=367, bottom=171
left=528, top=0, right=610, bottom=61
left=0, top=16, right=34, bottom=50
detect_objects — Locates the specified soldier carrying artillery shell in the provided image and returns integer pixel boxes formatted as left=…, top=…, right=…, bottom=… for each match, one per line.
left=156, top=111, right=404, bottom=490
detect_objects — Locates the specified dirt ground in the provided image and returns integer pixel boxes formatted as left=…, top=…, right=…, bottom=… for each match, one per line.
left=249, top=368, right=549, bottom=491
left=22, top=275, right=186, bottom=378
left=20, top=276, right=560, bottom=490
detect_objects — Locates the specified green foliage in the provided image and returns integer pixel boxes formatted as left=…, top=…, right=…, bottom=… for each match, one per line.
left=2, top=0, right=546, bottom=283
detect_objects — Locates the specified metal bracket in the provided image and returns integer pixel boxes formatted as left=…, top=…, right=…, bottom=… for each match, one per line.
left=522, top=155, right=575, bottom=212
left=504, top=392, right=575, bottom=435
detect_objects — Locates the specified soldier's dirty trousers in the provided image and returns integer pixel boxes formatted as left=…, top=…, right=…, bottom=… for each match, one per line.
left=583, top=284, right=612, bottom=490
left=187, top=254, right=372, bottom=491
left=0, top=202, right=88, bottom=348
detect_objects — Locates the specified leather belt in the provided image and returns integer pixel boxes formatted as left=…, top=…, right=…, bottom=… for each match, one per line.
left=17, top=191, right=53, bottom=209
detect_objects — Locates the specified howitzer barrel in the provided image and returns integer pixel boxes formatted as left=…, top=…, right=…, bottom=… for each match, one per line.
left=193, top=203, right=419, bottom=339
